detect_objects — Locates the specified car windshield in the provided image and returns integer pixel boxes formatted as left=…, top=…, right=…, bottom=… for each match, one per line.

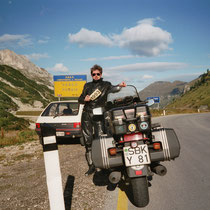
left=107, top=85, right=140, bottom=105
left=41, top=102, right=79, bottom=116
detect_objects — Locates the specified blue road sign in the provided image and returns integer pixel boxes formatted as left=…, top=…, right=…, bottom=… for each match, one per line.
left=147, top=96, right=160, bottom=103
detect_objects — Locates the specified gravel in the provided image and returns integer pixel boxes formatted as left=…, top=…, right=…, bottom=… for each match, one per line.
left=0, top=139, right=110, bottom=210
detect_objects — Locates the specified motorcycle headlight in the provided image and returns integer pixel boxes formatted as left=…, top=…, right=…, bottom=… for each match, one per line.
left=113, top=109, right=125, bottom=120
left=124, top=109, right=135, bottom=119
left=136, top=106, right=147, bottom=118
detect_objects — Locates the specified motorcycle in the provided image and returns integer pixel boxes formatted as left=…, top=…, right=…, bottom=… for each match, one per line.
left=91, top=85, right=180, bottom=207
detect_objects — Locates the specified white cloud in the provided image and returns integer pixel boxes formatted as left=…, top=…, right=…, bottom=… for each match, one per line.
left=38, top=36, right=50, bottom=44
left=105, top=62, right=188, bottom=72
left=47, top=63, right=69, bottom=73
left=80, top=57, right=97, bottom=62
left=0, top=34, right=32, bottom=48
left=142, top=74, right=154, bottom=79
left=112, top=18, right=172, bottom=56
left=137, top=17, right=163, bottom=25
left=68, top=28, right=113, bottom=47
left=164, top=72, right=202, bottom=82
left=68, top=18, right=173, bottom=57
left=25, top=53, right=49, bottom=61
left=81, top=55, right=137, bottom=61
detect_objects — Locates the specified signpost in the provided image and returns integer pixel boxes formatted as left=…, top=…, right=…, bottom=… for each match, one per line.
left=147, top=96, right=160, bottom=109
left=53, top=75, right=87, bottom=98
left=146, top=96, right=160, bottom=103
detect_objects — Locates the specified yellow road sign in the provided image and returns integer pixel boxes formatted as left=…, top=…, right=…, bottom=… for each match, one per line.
left=53, top=75, right=87, bottom=97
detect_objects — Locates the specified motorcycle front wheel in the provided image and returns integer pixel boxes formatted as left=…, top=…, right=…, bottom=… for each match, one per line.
left=130, top=176, right=149, bottom=207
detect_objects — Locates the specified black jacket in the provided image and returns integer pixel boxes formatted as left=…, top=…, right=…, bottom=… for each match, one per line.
left=78, top=78, right=114, bottom=111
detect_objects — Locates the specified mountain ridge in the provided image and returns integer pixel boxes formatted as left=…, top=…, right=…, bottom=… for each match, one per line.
left=0, top=49, right=53, bottom=87
left=0, top=63, right=55, bottom=130
left=0, top=64, right=55, bottom=111
left=139, top=80, right=187, bottom=108
left=166, top=70, right=210, bottom=110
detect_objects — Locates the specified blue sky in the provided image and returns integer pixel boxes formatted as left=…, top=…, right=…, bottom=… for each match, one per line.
left=1, top=0, right=210, bottom=90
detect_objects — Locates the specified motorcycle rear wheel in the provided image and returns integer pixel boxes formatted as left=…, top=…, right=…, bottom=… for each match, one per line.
left=130, top=176, right=149, bottom=207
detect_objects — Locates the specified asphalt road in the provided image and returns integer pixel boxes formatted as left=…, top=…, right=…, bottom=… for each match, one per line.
left=104, top=113, right=210, bottom=210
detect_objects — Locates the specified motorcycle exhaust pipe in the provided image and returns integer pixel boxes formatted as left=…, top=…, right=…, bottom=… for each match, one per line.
left=109, top=171, right=121, bottom=184
left=151, top=164, right=167, bottom=176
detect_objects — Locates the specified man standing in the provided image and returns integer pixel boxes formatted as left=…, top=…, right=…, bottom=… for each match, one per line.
left=78, top=64, right=126, bottom=175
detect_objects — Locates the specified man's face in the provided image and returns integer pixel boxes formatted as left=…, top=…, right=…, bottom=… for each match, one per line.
left=91, top=70, right=102, bottom=81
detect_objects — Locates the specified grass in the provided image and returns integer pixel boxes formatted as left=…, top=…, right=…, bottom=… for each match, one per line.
left=13, top=153, right=35, bottom=161
left=0, top=130, right=38, bottom=147
left=0, top=154, right=6, bottom=161
left=167, top=70, right=210, bottom=110
left=16, top=111, right=43, bottom=116
left=0, top=109, right=30, bottom=130
left=151, top=108, right=209, bottom=117
left=0, top=64, right=56, bottom=110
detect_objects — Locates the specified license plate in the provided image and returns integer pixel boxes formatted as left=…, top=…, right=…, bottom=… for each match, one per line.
left=123, top=144, right=151, bottom=166
left=56, top=131, right=65, bottom=136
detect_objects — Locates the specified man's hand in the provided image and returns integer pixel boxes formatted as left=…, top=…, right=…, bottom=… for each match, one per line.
left=84, top=95, right=91, bottom=102
left=119, top=81, right=127, bottom=87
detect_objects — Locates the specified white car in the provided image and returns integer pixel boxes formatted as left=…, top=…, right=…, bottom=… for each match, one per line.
left=35, top=100, right=84, bottom=141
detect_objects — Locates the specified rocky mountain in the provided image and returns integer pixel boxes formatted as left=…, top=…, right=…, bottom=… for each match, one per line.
left=139, top=80, right=187, bottom=108
left=0, top=49, right=53, bottom=86
left=0, top=50, right=56, bottom=130
left=0, top=64, right=55, bottom=111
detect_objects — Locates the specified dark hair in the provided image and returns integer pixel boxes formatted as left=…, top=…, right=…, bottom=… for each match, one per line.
left=90, top=64, right=103, bottom=75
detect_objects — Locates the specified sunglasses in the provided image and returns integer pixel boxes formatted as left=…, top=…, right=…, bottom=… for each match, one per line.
left=92, top=73, right=101, bottom=76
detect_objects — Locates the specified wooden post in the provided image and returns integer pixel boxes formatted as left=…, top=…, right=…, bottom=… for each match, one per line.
left=1, top=127, right=4, bottom=138
left=163, top=110, right=166, bottom=116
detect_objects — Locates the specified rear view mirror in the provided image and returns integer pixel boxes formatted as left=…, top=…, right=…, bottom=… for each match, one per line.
left=146, top=99, right=155, bottom=106
left=109, top=86, right=122, bottom=93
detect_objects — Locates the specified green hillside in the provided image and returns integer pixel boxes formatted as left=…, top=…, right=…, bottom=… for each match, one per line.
left=0, top=65, right=56, bottom=130
left=0, top=65, right=55, bottom=107
left=167, top=70, right=210, bottom=110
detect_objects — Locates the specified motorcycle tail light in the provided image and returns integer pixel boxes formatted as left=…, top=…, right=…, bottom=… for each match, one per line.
left=73, top=122, right=81, bottom=128
left=135, top=170, right=143, bottom=175
left=124, top=133, right=143, bottom=142
left=36, top=123, right=40, bottom=128
left=109, top=148, right=117, bottom=156
left=153, top=142, right=161, bottom=150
